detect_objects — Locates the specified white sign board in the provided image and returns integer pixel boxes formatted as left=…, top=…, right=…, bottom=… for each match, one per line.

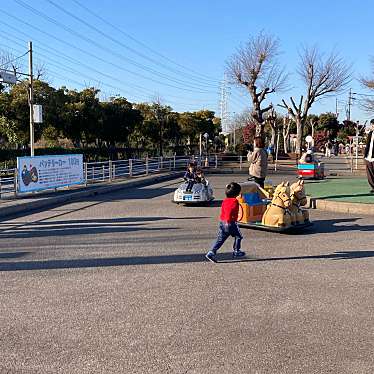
left=17, top=154, right=84, bottom=193
left=33, top=104, right=43, bottom=123
left=305, top=135, right=313, bottom=143
left=0, top=70, right=17, bottom=84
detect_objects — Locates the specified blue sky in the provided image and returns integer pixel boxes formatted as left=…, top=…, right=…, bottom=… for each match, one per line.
left=1, top=0, right=373, bottom=122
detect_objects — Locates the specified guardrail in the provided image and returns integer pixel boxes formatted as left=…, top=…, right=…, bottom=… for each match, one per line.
left=0, top=156, right=193, bottom=199
left=0, top=168, right=17, bottom=199
left=0, top=154, right=303, bottom=199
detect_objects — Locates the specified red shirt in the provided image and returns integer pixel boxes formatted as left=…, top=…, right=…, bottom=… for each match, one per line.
left=220, top=197, right=239, bottom=222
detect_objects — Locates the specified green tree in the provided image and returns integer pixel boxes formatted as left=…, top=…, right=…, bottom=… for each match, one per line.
left=63, top=88, right=101, bottom=147
left=98, top=98, right=142, bottom=147
left=318, top=112, right=340, bottom=139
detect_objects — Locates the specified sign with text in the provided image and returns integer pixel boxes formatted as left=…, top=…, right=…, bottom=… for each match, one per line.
left=17, top=154, right=84, bottom=193
left=33, top=104, right=43, bottom=123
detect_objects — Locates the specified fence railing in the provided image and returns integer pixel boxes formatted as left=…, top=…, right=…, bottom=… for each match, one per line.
left=0, top=153, right=325, bottom=200
left=0, top=168, right=17, bottom=199
left=0, top=156, right=193, bottom=199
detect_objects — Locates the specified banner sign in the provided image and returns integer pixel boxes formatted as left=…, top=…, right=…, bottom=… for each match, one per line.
left=17, top=154, right=84, bottom=193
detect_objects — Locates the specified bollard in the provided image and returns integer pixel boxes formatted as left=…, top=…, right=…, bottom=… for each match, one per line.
left=13, top=169, right=18, bottom=197
left=109, top=160, right=112, bottom=182
left=145, top=157, right=149, bottom=175
left=215, top=154, right=218, bottom=169
left=173, top=154, right=176, bottom=170
left=84, top=163, right=88, bottom=186
left=239, top=155, right=243, bottom=170
left=102, top=164, right=105, bottom=181
left=113, top=164, right=116, bottom=180
left=129, top=159, right=133, bottom=177
left=160, top=156, right=163, bottom=170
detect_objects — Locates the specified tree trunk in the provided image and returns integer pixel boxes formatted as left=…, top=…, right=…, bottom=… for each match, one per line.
left=270, top=126, right=276, bottom=148
left=282, top=124, right=290, bottom=154
left=255, top=121, right=265, bottom=137
left=295, top=117, right=303, bottom=156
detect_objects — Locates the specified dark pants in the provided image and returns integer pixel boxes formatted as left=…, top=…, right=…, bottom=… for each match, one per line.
left=365, top=160, right=374, bottom=190
left=186, top=180, right=194, bottom=191
left=254, top=177, right=265, bottom=188
left=211, top=221, right=243, bottom=254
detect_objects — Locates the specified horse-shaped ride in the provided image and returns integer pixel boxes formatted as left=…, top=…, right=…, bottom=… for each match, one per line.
left=237, top=180, right=312, bottom=232
left=290, top=179, right=310, bottom=225
left=262, top=182, right=292, bottom=228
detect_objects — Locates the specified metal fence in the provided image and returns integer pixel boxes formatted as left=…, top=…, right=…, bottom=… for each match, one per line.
left=0, top=168, right=17, bottom=199
left=0, top=154, right=314, bottom=199
left=0, top=156, right=193, bottom=199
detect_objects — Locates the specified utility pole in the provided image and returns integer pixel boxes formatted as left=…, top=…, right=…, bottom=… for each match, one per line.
left=28, top=41, right=34, bottom=157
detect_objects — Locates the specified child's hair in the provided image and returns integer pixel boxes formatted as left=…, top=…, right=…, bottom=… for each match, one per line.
left=225, top=182, right=241, bottom=198
left=188, top=162, right=195, bottom=169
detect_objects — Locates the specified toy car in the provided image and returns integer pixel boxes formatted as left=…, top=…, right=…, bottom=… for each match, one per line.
left=173, top=180, right=214, bottom=205
left=297, top=151, right=325, bottom=179
left=297, top=162, right=325, bottom=179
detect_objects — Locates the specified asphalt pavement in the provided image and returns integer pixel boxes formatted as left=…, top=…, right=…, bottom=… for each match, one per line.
left=0, top=173, right=373, bottom=373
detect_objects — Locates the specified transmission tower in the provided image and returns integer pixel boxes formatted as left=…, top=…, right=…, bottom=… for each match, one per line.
left=219, top=74, right=230, bottom=135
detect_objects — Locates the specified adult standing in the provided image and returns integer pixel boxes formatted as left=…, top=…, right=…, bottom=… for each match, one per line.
left=248, top=137, right=268, bottom=188
left=364, top=119, right=374, bottom=193
left=325, top=140, right=332, bottom=158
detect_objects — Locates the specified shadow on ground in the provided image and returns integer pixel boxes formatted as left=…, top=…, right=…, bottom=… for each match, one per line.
left=0, top=216, right=210, bottom=239
left=307, top=217, right=374, bottom=234
left=0, top=250, right=373, bottom=272
left=0, top=183, right=179, bottom=222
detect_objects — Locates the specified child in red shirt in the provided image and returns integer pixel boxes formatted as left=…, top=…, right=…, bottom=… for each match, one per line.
left=205, top=182, right=246, bottom=263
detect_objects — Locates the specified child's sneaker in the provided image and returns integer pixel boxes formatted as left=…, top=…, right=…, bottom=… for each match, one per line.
left=233, top=250, right=246, bottom=258
left=205, top=251, right=217, bottom=263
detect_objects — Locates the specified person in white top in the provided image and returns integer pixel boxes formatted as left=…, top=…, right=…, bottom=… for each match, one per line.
left=364, top=119, right=374, bottom=193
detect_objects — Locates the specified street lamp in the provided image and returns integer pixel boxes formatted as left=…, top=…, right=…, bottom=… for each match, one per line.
left=203, top=133, right=209, bottom=154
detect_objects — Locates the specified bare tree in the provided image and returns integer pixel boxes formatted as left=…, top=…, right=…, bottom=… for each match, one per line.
left=0, top=50, right=22, bottom=76
left=279, top=46, right=351, bottom=155
left=361, top=58, right=374, bottom=113
left=265, top=106, right=278, bottom=149
left=35, top=62, right=47, bottom=80
left=306, top=114, right=319, bottom=139
left=282, top=116, right=291, bottom=153
left=227, top=32, right=288, bottom=136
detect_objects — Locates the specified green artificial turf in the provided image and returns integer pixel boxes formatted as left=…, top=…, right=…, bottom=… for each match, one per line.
left=305, top=178, right=374, bottom=204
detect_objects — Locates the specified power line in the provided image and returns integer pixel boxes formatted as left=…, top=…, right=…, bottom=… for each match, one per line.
left=70, top=0, right=219, bottom=85
left=44, top=0, right=220, bottom=89
left=2, top=10, right=215, bottom=97
left=0, top=41, right=218, bottom=111
left=12, top=0, right=217, bottom=93
left=0, top=49, right=28, bottom=68
left=0, top=25, right=219, bottom=104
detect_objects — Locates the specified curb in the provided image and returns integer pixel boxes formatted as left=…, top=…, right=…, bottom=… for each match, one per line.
left=0, top=171, right=183, bottom=220
left=307, top=196, right=374, bottom=216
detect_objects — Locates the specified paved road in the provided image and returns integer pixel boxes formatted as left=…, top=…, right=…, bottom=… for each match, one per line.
left=0, top=174, right=373, bottom=374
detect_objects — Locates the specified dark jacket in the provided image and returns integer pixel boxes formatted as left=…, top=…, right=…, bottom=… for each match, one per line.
left=184, top=170, right=196, bottom=181
left=365, top=131, right=374, bottom=159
